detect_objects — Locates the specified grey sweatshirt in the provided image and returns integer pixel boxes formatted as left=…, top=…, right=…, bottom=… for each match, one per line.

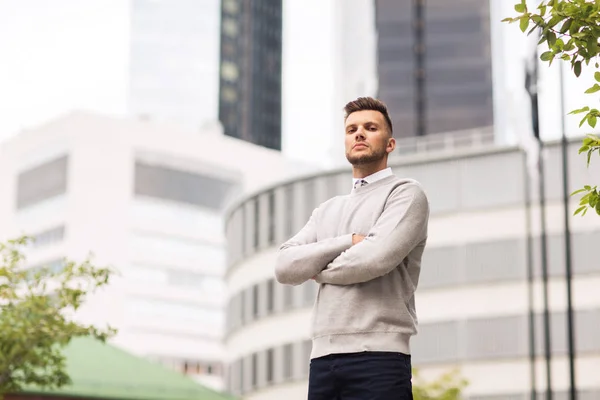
left=274, top=175, right=430, bottom=359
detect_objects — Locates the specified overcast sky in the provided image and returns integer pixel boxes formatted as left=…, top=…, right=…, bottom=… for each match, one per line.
left=0, top=0, right=337, bottom=167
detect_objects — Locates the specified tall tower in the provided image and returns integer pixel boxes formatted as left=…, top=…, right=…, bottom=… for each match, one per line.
left=375, top=0, right=494, bottom=138
left=218, top=0, right=283, bottom=151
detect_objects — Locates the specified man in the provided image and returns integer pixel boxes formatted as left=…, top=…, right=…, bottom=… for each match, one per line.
left=275, top=97, right=430, bottom=399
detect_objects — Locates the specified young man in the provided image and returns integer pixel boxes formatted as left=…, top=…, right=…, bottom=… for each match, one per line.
left=275, top=97, right=430, bottom=399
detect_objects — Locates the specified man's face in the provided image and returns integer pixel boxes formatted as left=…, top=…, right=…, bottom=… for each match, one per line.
left=344, top=110, right=395, bottom=165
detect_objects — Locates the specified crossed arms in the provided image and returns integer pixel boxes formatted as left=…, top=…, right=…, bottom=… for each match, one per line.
left=274, top=184, right=429, bottom=286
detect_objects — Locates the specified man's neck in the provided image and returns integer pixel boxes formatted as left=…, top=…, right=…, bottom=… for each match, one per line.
left=352, top=161, right=388, bottom=179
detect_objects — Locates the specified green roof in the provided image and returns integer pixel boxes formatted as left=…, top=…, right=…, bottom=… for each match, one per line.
left=22, top=337, right=236, bottom=400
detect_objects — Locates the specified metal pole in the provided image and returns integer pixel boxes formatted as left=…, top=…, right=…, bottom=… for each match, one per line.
left=413, top=0, right=426, bottom=136
left=536, top=138, right=553, bottom=400
left=558, top=58, right=577, bottom=400
left=523, top=151, right=538, bottom=400
left=526, top=35, right=552, bottom=399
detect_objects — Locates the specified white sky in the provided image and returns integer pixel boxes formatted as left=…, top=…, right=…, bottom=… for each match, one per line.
left=0, top=0, right=337, bottom=167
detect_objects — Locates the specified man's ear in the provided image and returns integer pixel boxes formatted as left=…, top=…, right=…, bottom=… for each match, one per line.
left=386, top=137, right=396, bottom=154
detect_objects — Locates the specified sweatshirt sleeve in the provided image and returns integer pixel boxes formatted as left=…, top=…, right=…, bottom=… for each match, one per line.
left=315, top=183, right=429, bottom=286
left=275, top=208, right=354, bottom=286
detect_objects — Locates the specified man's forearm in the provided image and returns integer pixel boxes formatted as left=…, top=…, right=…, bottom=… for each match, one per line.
left=275, top=234, right=353, bottom=285
left=315, top=185, right=429, bottom=285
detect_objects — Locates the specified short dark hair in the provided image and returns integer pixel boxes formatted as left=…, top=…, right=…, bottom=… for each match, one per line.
left=343, top=97, right=393, bottom=135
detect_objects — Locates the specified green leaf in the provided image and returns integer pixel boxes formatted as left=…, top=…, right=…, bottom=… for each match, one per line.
left=585, top=84, right=600, bottom=94
left=539, top=5, right=547, bottom=16
left=589, top=115, right=597, bottom=128
left=520, top=16, right=530, bottom=32
left=560, top=18, right=573, bottom=34
left=515, top=3, right=526, bottom=12
left=569, top=106, right=590, bottom=115
left=548, top=31, right=557, bottom=47
left=540, top=51, right=554, bottom=61
left=580, top=114, right=590, bottom=127
left=575, top=60, right=582, bottom=77
left=574, top=205, right=587, bottom=215
left=588, top=36, right=599, bottom=57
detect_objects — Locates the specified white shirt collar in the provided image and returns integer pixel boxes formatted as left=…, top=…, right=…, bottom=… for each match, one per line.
left=352, top=167, right=393, bottom=191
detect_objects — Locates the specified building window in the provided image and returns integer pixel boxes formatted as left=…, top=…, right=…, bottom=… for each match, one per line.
left=268, top=191, right=275, bottom=244
left=32, top=225, right=65, bottom=248
left=304, top=180, right=315, bottom=219
left=252, top=284, right=259, bottom=318
left=221, top=86, right=237, bottom=102
left=251, top=353, right=258, bottom=388
left=266, top=349, right=274, bottom=383
left=239, top=359, right=245, bottom=393
left=285, top=184, right=294, bottom=238
left=16, top=155, right=68, bottom=210
left=221, top=61, right=239, bottom=81
left=282, top=343, right=293, bottom=379
left=222, top=18, right=239, bottom=36
left=134, top=161, right=237, bottom=211
left=266, top=279, right=274, bottom=313
left=222, top=0, right=239, bottom=14
left=254, top=198, right=260, bottom=249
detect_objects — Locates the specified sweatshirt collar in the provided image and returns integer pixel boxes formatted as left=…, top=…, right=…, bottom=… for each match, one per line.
left=351, top=167, right=393, bottom=192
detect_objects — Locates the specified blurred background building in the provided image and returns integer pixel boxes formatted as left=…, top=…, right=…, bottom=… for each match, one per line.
left=223, top=137, right=600, bottom=399
left=0, top=112, right=315, bottom=391
left=375, top=0, right=493, bottom=138
left=218, top=0, right=283, bottom=150
left=1, top=0, right=600, bottom=399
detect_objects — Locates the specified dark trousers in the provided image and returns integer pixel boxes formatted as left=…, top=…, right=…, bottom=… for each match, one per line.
left=308, top=351, right=413, bottom=400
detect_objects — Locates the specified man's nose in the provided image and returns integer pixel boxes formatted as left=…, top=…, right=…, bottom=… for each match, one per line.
left=354, top=128, right=366, bottom=139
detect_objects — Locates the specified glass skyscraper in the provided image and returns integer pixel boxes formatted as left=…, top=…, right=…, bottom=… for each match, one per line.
left=218, top=0, right=283, bottom=151
left=375, top=0, right=494, bottom=138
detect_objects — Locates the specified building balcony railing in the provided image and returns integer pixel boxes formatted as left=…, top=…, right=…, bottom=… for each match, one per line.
left=391, top=126, right=495, bottom=158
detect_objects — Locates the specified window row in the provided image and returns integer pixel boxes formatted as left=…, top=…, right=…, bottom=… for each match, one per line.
left=227, top=340, right=311, bottom=396
left=420, top=230, right=600, bottom=290
left=226, top=308, right=600, bottom=396
left=30, top=225, right=65, bottom=248
left=134, top=160, right=239, bottom=211
left=226, top=142, right=592, bottom=272
left=226, top=230, right=600, bottom=333
left=226, top=278, right=317, bottom=333
left=16, top=155, right=68, bottom=210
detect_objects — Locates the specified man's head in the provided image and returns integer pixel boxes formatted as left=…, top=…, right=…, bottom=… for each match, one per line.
left=343, top=97, right=395, bottom=169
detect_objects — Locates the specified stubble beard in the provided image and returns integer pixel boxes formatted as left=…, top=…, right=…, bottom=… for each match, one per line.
left=346, top=146, right=387, bottom=166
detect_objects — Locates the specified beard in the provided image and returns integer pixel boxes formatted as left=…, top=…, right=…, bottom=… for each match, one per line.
left=346, top=145, right=387, bottom=165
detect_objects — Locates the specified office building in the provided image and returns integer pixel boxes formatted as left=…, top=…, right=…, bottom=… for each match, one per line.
left=0, top=112, right=315, bottom=391
left=375, top=0, right=494, bottom=138
left=218, top=0, right=283, bottom=150
left=223, top=135, right=600, bottom=399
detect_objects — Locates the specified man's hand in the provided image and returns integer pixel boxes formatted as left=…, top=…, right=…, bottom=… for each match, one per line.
left=312, top=235, right=363, bottom=282
left=352, top=234, right=365, bottom=245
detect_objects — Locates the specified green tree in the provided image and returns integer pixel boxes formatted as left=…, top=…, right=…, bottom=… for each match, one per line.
left=412, top=368, right=468, bottom=400
left=0, top=236, right=116, bottom=398
left=503, top=0, right=600, bottom=216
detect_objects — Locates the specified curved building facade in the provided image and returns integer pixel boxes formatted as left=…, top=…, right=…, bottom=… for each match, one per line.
left=224, top=139, right=600, bottom=399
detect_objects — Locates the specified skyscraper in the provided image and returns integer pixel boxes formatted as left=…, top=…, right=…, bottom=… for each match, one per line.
left=375, top=0, right=494, bottom=138
left=218, top=0, right=283, bottom=150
